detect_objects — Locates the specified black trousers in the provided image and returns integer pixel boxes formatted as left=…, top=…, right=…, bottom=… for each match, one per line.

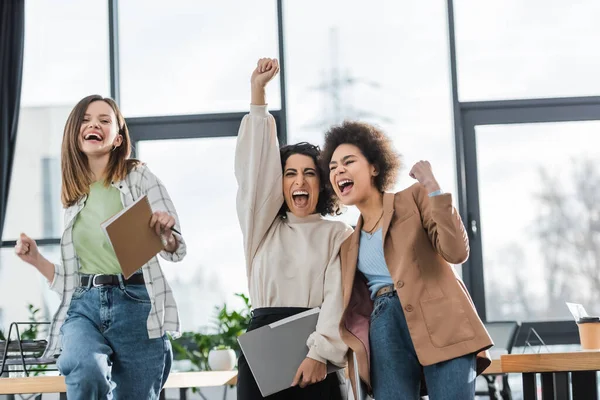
left=237, top=307, right=347, bottom=400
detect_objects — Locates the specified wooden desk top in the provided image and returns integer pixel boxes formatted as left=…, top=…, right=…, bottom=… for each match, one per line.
left=163, top=371, right=237, bottom=388
left=501, top=351, right=600, bottom=373
left=482, top=359, right=503, bottom=375
left=0, top=370, right=238, bottom=395
left=0, top=375, right=65, bottom=395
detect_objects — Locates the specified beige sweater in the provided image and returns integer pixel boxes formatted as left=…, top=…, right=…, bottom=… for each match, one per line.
left=235, top=105, right=352, bottom=366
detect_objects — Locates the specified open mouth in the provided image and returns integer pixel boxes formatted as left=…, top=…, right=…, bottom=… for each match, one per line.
left=337, top=179, right=354, bottom=195
left=292, top=190, right=309, bottom=208
left=84, top=133, right=103, bottom=142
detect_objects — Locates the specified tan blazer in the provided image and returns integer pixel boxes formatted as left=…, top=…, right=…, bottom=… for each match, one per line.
left=339, top=184, right=493, bottom=395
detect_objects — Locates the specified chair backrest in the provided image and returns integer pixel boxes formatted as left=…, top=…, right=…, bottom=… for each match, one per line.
left=485, top=321, right=521, bottom=357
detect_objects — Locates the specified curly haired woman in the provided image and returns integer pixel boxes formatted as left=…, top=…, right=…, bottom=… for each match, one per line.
left=322, top=121, right=493, bottom=400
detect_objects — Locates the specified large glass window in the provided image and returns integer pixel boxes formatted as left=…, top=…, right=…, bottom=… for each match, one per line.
left=2, top=107, right=66, bottom=241
left=0, top=245, right=61, bottom=333
left=137, top=137, right=247, bottom=331
left=476, top=121, right=600, bottom=321
left=2, top=0, right=110, bottom=241
left=454, top=0, right=600, bottom=101
left=20, top=0, right=110, bottom=106
left=284, top=0, right=457, bottom=226
left=118, top=0, right=281, bottom=117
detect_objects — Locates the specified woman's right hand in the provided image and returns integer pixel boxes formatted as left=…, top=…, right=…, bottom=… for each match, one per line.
left=251, top=58, right=279, bottom=89
left=15, top=233, right=55, bottom=282
left=15, top=233, right=41, bottom=267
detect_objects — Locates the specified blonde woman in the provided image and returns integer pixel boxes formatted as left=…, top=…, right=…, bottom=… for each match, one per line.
left=15, top=95, right=185, bottom=399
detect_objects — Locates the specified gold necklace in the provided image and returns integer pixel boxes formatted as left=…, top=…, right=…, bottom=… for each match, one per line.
left=364, top=211, right=384, bottom=234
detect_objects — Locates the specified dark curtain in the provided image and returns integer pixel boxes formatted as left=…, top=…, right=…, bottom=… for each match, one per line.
left=0, top=0, right=25, bottom=240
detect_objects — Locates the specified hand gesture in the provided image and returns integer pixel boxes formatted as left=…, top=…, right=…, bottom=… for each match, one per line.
left=409, top=160, right=440, bottom=193
left=14, top=233, right=41, bottom=267
left=251, top=58, right=279, bottom=89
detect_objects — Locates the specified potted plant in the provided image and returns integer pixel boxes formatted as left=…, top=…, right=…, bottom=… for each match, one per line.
left=170, top=293, right=251, bottom=372
left=208, top=344, right=237, bottom=371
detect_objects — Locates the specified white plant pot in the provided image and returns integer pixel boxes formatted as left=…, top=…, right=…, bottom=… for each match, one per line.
left=208, top=349, right=237, bottom=371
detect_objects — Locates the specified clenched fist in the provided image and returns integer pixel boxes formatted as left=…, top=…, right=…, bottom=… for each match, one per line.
left=251, top=58, right=279, bottom=89
left=14, top=233, right=58, bottom=282
left=409, top=160, right=441, bottom=193
left=14, top=233, right=41, bottom=266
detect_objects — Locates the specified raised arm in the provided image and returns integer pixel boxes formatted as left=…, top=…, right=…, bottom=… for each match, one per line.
left=235, top=58, right=284, bottom=273
left=410, top=161, right=469, bottom=264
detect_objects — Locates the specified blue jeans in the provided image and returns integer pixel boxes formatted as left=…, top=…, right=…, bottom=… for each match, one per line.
left=369, top=292, right=476, bottom=400
left=57, top=279, right=172, bottom=400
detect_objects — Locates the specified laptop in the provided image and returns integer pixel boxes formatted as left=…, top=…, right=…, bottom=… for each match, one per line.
left=237, top=308, right=341, bottom=396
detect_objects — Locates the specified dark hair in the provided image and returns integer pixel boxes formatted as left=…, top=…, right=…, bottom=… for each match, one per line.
left=278, top=142, right=340, bottom=217
left=321, top=121, right=401, bottom=192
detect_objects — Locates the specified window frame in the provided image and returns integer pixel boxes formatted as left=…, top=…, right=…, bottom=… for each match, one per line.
left=2, top=0, right=598, bottom=348
left=447, top=0, right=600, bottom=346
left=1, top=0, right=287, bottom=248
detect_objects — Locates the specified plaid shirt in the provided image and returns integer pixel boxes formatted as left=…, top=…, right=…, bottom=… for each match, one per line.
left=43, top=164, right=186, bottom=358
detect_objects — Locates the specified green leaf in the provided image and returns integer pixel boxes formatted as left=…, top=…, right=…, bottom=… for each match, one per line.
left=168, top=293, right=251, bottom=370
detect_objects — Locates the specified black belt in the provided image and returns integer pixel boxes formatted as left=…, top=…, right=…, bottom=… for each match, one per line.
left=251, top=307, right=310, bottom=318
left=80, top=274, right=145, bottom=287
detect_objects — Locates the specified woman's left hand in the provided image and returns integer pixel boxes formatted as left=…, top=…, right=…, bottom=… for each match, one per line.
left=409, top=160, right=441, bottom=193
left=291, top=357, right=327, bottom=388
left=150, top=211, right=178, bottom=252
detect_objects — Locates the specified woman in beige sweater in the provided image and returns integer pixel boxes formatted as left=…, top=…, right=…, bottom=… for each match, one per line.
left=235, top=58, right=352, bottom=400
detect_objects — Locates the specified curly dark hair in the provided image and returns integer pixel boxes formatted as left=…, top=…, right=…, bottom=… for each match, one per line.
left=321, top=121, right=401, bottom=192
left=278, top=142, right=340, bottom=217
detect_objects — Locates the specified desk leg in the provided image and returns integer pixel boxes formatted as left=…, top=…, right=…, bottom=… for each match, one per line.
left=522, top=373, right=537, bottom=400
left=553, top=372, right=569, bottom=400
left=572, top=371, right=597, bottom=400
left=59, top=393, right=67, bottom=400
left=541, top=372, right=554, bottom=399
left=180, top=387, right=187, bottom=400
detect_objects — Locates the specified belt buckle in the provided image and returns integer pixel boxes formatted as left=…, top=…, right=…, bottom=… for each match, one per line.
left=91, top=275, right=104, bottom=287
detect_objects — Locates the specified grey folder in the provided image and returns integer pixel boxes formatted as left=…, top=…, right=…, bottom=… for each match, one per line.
left=237, top=307, right=341, bottom=397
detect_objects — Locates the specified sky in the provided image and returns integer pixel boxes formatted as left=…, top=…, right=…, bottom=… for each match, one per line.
left=2, top=0, right=600, bottom=333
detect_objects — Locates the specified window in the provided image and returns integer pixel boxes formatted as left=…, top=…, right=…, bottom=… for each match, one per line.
left=0, top=245, right=60, bottom=333
left=137, top=137, right=247, bottom=331
left=118, top=0, right=281, bottom=117
left=21, top=0, right=110, bottom=105
left=454, top=0, right=600, bottom=101
left=284, top=0, right=457, bottom=226
left=2, top=0, right=110, bottom=241
left=2, top=107, right=66, bottom=241
left=475, top=121, right=600, bottom=321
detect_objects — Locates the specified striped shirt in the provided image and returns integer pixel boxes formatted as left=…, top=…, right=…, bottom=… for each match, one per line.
left=43, top=164, right=186, bottom=358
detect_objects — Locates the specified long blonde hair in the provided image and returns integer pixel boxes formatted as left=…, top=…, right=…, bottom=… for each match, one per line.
left=61, top=95, right=139, bottom=207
